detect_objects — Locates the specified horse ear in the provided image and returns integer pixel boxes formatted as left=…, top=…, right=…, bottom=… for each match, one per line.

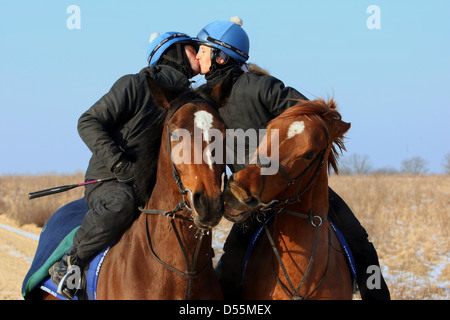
left=327, top=119, right=351, bottom=175
left=146, top=76, right=172, bottom=110
left=330, top=120, right=351, bottom=140
left=209, top=72, right=233, bottom=108
left=323, top=100, right=351, bottom=140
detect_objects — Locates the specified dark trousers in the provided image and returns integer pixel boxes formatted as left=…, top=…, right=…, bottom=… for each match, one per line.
left=328, top=188, right=390, bottom=300
left=71, top=181, right=139, bottom=265
left=217, top=187, right=390, bottom=300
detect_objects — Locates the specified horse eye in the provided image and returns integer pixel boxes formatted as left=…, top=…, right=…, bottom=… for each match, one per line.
left=303, top=151, right=315, bottom=161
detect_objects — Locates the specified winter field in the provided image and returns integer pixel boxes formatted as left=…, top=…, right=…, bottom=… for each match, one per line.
left=0, top=173, right=448, bottom=300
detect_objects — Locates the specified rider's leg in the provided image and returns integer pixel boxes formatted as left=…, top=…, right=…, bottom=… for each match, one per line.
left=216, top=219, right=261, bottom=300
left=328, top=187, right=390, bottom=300
left=49, top=181, right=139, bottom=299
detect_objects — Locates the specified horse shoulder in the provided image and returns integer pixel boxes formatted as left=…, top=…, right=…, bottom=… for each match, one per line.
left=96, top=215, right=151, bottom=299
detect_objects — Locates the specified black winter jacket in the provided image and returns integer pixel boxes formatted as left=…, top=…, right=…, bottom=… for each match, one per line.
left=206, top=66, right=308, bottom=172
left=78, top=65, right=191, bottom=181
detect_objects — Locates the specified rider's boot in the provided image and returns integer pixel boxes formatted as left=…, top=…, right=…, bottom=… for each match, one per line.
left=49, top=247, right=85, bottom=299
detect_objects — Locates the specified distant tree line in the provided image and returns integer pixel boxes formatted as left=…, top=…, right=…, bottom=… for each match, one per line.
left=334, top=153, right=450, bottom=175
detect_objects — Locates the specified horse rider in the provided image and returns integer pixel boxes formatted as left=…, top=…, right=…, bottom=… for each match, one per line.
left=195, top=17, right=390, bottom=300
left=49, top=32, right=201, bottom=299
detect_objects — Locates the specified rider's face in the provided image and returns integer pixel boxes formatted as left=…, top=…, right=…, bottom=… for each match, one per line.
left=196, top=45, right=212, bottom=75
left=184, top=45, right=200, bottom=76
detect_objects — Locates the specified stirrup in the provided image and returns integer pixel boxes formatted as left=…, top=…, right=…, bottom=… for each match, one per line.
left=57, top=269, right=81, bottom=299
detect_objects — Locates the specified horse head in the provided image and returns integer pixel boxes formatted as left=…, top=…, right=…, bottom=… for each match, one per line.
left=146, top=74, right=233, bottom=229
left=224, top=99, right=351, bottom=222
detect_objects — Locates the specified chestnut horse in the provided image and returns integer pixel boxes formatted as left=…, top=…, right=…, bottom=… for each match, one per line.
left=96, top=78, right=231, bottom=299
left=223, top=99, right=353, bottom=300
left=40, top=77, right=231, bottom=300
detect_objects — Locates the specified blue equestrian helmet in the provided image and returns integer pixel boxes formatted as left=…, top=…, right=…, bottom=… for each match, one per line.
left=196, top=17, right=250, bottom=64
left=146, top=32, right=195, bottom=66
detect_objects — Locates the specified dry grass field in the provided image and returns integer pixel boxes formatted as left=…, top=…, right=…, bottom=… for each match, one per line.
left=0, top=173, right=448, bottom=300
left=329, top=174, right=449, bottom=300
left=0, top=173, right=85, bottom=227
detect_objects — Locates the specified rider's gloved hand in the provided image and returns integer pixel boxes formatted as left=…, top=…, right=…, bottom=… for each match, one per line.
left=112, top=157, right=136, bottom=183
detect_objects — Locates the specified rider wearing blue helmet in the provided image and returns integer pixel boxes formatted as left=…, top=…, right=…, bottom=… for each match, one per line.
left=147, top=31, right=199, bottom=78
left=196, top=17, right=390, bottom=300
left=196, top=17, right=250, bottom=73
left=49, top=32, right=199, bottom=299
left=196, top=17, right=306, bottom=171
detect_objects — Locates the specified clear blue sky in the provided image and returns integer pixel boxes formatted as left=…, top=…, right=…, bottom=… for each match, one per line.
left=1, top=0, right=449, bottom=175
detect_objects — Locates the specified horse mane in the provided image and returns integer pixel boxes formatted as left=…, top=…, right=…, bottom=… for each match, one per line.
left=248, top=63, right=270, bottom=76
left=133, top=86, right=218, bottom=205
left=270, top=99, right=347, bottom=174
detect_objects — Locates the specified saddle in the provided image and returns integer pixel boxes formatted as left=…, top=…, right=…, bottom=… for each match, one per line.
left=22, top=198, right=110, bottom=300
left=39, top=246, right=110, bottom=300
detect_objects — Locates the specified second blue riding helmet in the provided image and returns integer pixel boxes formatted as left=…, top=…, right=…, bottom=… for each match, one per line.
left=196, top=18, right=250, bottom=64
left=146, top=31, right=195, bottom=66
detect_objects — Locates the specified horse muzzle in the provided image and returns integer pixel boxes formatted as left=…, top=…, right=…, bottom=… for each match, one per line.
left=191, top=191, right=223, bottom=229
left=223, top=176, right=261, bottom=222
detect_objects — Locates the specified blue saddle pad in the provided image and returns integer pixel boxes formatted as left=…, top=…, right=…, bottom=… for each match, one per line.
left=38, top=246, right=110, bottom=300
left=239, top=213, right=357, bottom=285
left=22, top=198, right=110, bottom=300
left=328, top=219, right=357, bottom=279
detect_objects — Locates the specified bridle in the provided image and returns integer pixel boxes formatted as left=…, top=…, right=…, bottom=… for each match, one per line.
left=232, top=114, right=335, bottom=299
left=256, top=147, right=326, bottom=207
left=138, top=99, right=216, bottom=300
left=138, top=101, right=198, bottom=216
left=258, top=114, right=331, bottom=206
left=224, top=148, right=326, bottom=224
left=225, top=114, right=330, bottom=223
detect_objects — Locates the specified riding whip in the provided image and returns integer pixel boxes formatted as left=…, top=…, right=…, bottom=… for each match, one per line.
left=28, top=177, right=116, bottom=200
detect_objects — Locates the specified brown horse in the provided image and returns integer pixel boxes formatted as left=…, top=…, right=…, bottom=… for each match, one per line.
left=95, top=78, right=231, bottom=299
left=39, top=77, right=232, bottom=300
left=223, top=99, right=353, bottom=300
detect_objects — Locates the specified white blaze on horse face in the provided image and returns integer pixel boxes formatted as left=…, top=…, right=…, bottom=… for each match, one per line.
left=287, top=121, right=305, bottom=139
left=194, top=111, right=213, bottom=142
left=194, top=110, right=214, bottom=169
